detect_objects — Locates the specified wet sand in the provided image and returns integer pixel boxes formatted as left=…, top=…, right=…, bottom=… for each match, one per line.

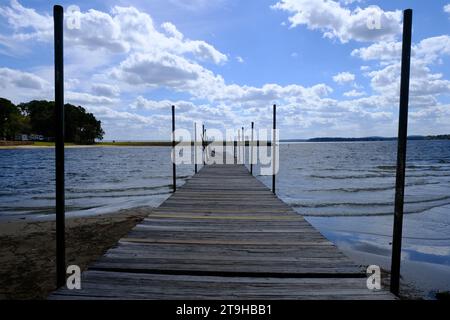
left=0, top=207, right=151, bottom=299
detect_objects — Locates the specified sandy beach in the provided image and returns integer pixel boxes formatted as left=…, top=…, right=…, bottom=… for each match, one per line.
left=0, top=207, right=151, bottom=299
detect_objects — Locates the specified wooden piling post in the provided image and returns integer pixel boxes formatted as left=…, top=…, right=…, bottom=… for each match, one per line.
left=272, top=104, right=276, bottom=194
left=233, top=137, right=236, bottom=164
left=194, top=122, right=197, bottom=174
left=250, top=122, right=254, bottom=175
left=172, top=105, right=176, bottom=192
left=390, top=9, right=413, bottom=296
left=242, top=126, right=245, bottom=165
left=237, top=129, right=241, bottom=164
left=54, top=4, right=65, bottom=288
left=202, top=124, right=206, bottom=165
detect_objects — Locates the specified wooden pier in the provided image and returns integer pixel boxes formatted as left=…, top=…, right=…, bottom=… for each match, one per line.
left=50, top=165, right=394, bottom=299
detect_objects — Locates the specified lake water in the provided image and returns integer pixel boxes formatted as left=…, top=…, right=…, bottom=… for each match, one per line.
left=1, top=140, right=449, bottom=297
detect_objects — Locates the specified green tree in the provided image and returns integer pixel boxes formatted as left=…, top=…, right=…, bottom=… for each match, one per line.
left=0, top=98, right=26, bottom=140
left=19, top=100, right=55, bottom=137
left=65, top=104, right=104, bottom=144
left=18, top=100, right=104, bottom=144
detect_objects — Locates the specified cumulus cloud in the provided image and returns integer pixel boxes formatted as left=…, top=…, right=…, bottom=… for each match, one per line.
left=66, top=91, right=118, bottom=106
left=131, top=96, right=195, bottom=112
left=0, top=67, right=49, bottom=90
left=351, top=34, right=450, bottom=111
left=92, top=106, right=151, bottom=122
left=0, top=1, right=227, bottom=64
left=352, top=35, right=450, bottom=63
left=343, top=89, right=365, bottom=97
left=91, top=83, right=120, bottom=97
left=445, top=4, right=450, bottom=15
left=272, top=0, right=402, bottom=43
left=161, top=22, right=183, bottom=40
left=366, top=59, right=450, bottom=107
left=333, top=72, right=355, bottom=84
left=0, top=0, right=52, bottom=43
left=1, top=1, right=449, bottom=140
left=110, top=52, right=218, bottom=90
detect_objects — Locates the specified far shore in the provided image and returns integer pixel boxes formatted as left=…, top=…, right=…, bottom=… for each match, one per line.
left=0, top=140, right=261, bottom=149
left=0, top=207, right=151, bottom=299
left=2, top=135, right=449, bottom=150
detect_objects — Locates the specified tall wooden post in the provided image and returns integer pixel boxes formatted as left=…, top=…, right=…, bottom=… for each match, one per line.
left=390, top=9, right=413, bottom=296
left=272, top=104, right=276, bottom=194
left=54, top=5, right=65, bottom=288
left=203, top=125, right=207, bottom=165
left=250, top=122, right=254, bottom=175
left=237, top=129, right=241, bottom=164
left=194, top=122, right=197, bottom=174
left=242, top=126, right=244, bottom=165
left=172, top=105, right=176, bottom=192
left=233, top=137, right=236, bottom=164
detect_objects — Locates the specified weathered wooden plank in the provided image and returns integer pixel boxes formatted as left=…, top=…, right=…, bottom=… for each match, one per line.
left=50, top=271, right=394, bottom=300
left=49, top=164, right=394, bottom=300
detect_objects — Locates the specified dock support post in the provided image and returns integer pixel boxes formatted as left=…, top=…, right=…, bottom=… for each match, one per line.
left=272, top=104, right=276, bottom=194
left=202, top=124, right=205, bottom=165
left=194, top=122, right=197, bottom=174
left=233, top=137, right=236, bottom=164
left=390, top=8, right=413, bottom=296
left=237, top=129, right=241, bottom=164
left=172, top=105, right=176, bottom=192
left=54, top=4, right=65, bottom=288
left=242, top=126, right=244, bottom=165
left=250, top=122, right=254, bottom=175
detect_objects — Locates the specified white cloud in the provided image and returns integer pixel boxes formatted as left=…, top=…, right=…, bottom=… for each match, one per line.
left=343, top=89, right=365, bottom=97
left=1, top=1, right=450, bottom=140
left=351, top=41, right=402, bottom=61
left=367, top=60, right=450, bottom=107
left=340, top=0, right=362, bottom=4
left=161, top=22, right=183, bottom=40
left=415, top=35, right=450, bottom=64
left=0, top=67, right=51, bottom=103
left=88, top=105, right=154, bottom=125
left=91, top=83, right=120, bottom=97
left=236, top=56, right=244, bottom=63
left=66, top=91, right=118, bottom=106
left=0, top=1, right=227, bottom=64
left=272, top=0, right=402, bottom=43
left=351, top=34, right=450, bottom=111
left=0, top=67, right=49, bottom=90
left=110, top=52, right=220, bottom=91
left=131, top=96, right=195, bottom=112
left=333, top=72, right=355, bottom=84
left=0, top=0, right=52, bottom=43
left=352, top=35, right=450, bottom=63
left=444, top=4, right=450, bottom=15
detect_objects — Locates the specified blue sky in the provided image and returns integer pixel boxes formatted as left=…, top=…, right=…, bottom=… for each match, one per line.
left=0, top=0, right=449, bottom=140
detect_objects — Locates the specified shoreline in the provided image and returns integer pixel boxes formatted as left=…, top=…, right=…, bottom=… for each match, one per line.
left=0, top=143, right=173, bottom=149
left=0, top=207, right=151, bottom=299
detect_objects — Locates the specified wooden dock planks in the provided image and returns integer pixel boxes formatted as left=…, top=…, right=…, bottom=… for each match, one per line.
left=50, top=164, right=394, bottom=300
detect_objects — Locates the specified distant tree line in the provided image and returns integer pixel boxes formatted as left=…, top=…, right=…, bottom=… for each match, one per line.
left=282, top=135, right=450, bottom=142
left=0, top=98, right=104, bottom=144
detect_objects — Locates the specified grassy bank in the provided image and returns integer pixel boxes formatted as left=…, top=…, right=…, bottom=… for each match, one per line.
left=1, top=140, right=264, bottom=148
left=98, top=141, right=172, bottom=146
left=0, top=141, right=173, bottom=148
